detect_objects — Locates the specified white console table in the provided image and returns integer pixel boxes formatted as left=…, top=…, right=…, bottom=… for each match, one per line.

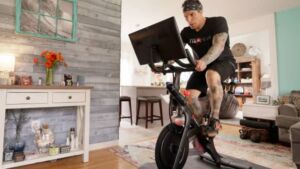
left=243, top=103, right=279, bottom=121
left=0, top=85, right=92, bottom=169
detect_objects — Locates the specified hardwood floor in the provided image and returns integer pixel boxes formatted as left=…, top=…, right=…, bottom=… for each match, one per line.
left=15, top=148, right=136, bottom=169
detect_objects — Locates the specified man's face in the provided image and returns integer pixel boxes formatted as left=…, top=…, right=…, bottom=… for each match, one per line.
left=183, top=10, right=203, bottom=30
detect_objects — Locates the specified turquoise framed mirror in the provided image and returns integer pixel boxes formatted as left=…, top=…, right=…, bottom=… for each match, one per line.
left=16, top=0, right=78, bottom=42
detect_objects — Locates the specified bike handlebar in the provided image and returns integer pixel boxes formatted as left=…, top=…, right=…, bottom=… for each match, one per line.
left=149, top=49, right=197, bottom=74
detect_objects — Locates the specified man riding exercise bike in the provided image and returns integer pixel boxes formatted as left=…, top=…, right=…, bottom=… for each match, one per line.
left=181, top=0, right=237, bottom=138
left=129, top=10, right=250, bottom=169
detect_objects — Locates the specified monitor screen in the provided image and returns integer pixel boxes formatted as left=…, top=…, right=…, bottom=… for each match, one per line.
left=129, top=17, right=187, bottom=65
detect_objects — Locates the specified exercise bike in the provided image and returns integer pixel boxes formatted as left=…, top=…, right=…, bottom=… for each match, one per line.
left=154, top=66, right=252, bottom=169
left=128, top=16, right=252, bottom=169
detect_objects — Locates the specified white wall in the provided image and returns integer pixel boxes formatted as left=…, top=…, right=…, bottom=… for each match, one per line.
left=230, top=14, right=278, bottom=99
left=120, top=41, right=152, bottom=86
left=231, top=31, right=270, bottom=74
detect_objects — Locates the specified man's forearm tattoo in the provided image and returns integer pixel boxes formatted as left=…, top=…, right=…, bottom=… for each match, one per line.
left=201, top=32, right=228, bottom=65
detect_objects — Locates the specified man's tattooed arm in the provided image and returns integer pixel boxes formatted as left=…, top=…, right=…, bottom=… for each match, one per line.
left=200, top=32, right=228, bottom=65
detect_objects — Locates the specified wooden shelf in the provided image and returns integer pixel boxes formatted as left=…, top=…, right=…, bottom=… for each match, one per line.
left=234, top=56, right=261, bottom=104
left=3, top=149, right=84, bottom=169
left=235, top=56, right=257, bottom=63
left=238, top=70, right=252, bottom=73
left=236, top=83, right=252, bottom=85
left=234, top=94, right=253, bottom=97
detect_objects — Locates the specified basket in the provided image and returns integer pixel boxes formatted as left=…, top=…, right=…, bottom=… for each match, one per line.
left=239, top=126, right=269, bottom=143
left=60, top=145, right=71, bottom=154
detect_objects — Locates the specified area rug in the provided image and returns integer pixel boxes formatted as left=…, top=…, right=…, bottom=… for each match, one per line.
left=110, top=125, right=297, bottom=169
left=138, top=152, right=269, bottom=169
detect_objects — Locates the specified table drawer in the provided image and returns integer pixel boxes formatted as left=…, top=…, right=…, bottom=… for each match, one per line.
left=52, top=92, right=85, bottom=103
left=6, top=92, right=48, bottom=105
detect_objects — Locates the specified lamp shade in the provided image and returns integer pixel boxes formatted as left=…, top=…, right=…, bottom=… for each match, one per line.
left=0, top=54, right=15, bottom=72
left=261, top=74, right=271, bottom=89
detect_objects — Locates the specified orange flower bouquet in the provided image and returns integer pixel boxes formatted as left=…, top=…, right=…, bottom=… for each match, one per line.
left=33, top=50, right=67, bottom=85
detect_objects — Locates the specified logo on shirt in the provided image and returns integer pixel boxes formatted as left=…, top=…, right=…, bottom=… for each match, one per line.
left=189, top=36, right=212, bottom=44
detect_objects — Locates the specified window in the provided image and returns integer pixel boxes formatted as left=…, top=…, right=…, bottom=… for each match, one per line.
left=16, top=0, right=78, bottom=42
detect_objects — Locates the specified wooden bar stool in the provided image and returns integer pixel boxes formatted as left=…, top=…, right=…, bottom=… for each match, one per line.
left=136, top=96, right=163, bottom=128
left=119, top=96, right=133, bottom=125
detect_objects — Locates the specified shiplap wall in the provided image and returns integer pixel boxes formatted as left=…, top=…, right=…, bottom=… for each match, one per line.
left=0, top=0, right=121, bottom=151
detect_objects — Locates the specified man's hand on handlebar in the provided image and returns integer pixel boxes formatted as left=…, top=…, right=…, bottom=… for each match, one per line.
left=195, top=59, right=207, bottom=72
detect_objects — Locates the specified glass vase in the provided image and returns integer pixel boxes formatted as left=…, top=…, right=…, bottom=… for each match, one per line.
left=46, top=68, right=54, bottom=86
left=9, top=139, right=25, bottom=152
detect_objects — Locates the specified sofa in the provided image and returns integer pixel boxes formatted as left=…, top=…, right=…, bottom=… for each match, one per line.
left=291, top=122, right=300, bottom=169
left=275, top=90, right=300, bottom=168
left=275, top=91, right=300, bottom=143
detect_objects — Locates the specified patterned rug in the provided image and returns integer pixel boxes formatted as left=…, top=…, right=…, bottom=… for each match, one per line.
left=110, top=125, right=297, bottom=169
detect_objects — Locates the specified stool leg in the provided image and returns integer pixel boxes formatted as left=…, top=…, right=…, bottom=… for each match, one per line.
left=119, top=99, right=122, bottom=123
left=151, top=102, right=154, bottom=123
left=145, top=102, right=148, bottom=128
left=159, top=101, right=164, bottom=126
left=129, top=100, right=133, bottom=125
left=136, top=100, right=140, bottom=126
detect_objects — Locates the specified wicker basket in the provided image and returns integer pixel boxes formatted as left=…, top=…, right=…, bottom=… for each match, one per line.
left=60, top=145, right=71, bottom=154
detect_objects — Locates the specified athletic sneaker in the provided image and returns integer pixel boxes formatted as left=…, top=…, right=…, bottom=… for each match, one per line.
left=206, top=118, right=222, bottom=137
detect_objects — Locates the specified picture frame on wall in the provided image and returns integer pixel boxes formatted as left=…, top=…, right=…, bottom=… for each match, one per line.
left=256, top=95, right=271, bottom=105
left=15, top=0, right=78, bottom=42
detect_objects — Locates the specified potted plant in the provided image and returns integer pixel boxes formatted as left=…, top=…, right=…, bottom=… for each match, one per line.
left=33, top=50, right=67, bottom=85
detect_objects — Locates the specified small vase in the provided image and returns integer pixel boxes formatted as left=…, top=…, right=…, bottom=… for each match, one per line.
left=46, top=68, right=53, bottom=86
left=9, top=139, right=25, bottom=152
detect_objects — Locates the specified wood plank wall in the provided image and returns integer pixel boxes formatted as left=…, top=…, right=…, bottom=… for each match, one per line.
left=0, top=0, right=121, bottom=149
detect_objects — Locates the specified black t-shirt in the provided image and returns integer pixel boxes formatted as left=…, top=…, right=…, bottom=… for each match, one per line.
left=180, top=17, right=235, bottom=63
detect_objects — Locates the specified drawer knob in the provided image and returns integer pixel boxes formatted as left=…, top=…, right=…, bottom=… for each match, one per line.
left=68, top=96, right=72, bottom=99
left=26, top=96, right=31, bottom=100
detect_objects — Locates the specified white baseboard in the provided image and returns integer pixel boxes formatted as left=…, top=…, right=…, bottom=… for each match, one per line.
left=89, top=140, right=119, bottom=151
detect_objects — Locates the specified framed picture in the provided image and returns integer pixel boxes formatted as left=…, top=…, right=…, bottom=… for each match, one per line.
left=64, top=74, right=73, bottom=86
left=16, top=0, right=78, bottom=42
left=20, top=75, right=32, bottom=86
left=3, top=150, right=13, bottom=162
left=256, top=95, right=271, bottom=105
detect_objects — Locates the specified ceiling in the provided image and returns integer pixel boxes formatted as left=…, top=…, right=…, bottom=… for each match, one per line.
left=121, top=0, right=300, bottom=39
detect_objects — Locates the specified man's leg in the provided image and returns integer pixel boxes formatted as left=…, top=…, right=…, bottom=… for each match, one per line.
left=185, top=90, right=205, bottom=154
left=205, top=70, right=223, bottom=136
left=185, top=89, right=200, bottom=103
left=173, top=89, right=202, bottom=126
left=205, top=70, right=223, bottom=119
left=186, top=89, right=204, bottom=121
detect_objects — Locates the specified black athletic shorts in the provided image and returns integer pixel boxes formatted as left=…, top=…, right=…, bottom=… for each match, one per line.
left=186, top=60, right=236, bottom=97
